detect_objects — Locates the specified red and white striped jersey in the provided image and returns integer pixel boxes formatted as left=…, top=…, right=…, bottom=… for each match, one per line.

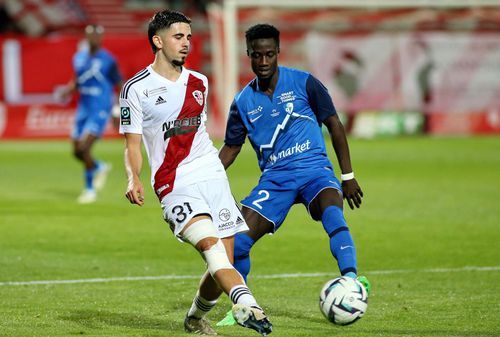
left=119, top=65, right=226, bottom=201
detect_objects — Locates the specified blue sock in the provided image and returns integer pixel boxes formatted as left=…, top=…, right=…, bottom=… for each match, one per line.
left=84, top=168, right=95, bottom=190
left=321, top=206, right=357, bottom=276
left=233, top=233, right=255, bottom=283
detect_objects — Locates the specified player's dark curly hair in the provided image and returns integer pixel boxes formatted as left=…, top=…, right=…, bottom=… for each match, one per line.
left=245, top=24, right=280, bottom=47
left=148, top=10, right=191, bottom=54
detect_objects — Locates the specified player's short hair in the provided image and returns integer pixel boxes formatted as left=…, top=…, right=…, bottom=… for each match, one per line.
left=245, top=24, right=280, bottom=47
left=148, top=9, right=191, bottom=54
left=85, top=24, right=104, bottom=35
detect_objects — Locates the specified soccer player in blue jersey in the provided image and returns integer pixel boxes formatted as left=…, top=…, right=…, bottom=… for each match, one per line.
left=61, top=24, right=123, bottom=203
left=217, top=23, right=370, bottom=325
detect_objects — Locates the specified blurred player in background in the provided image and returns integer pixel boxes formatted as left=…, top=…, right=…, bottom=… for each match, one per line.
left=59, top=24, right=123, bottom=204
left=119, top=10, right=272, bottom=336
left=218, top=23, right=370, bottom=325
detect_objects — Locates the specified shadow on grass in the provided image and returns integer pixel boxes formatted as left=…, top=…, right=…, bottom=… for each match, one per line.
left=60, top=309, right=179, bottom=331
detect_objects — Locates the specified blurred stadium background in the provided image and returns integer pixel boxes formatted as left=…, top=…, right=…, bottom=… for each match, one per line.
left=0, top=0, right=499, bottom=139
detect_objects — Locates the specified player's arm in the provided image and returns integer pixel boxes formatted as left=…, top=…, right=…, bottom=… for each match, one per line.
left=57, top=78, right=77, bottom=102
left=219, top=144, right=242, bottom=170
left=307, top=75, right=363, bottom=210
left=219, top=99, right=246, bottom=170
left=124, top=133, right=145, bottom=206
left=323, top=115, right=362, bottom=209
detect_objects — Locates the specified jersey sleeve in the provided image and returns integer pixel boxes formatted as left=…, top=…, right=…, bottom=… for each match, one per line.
left=306, top=74, right=337, bottom=122
left=119, top=86, right=143, bottom=135
left=224, top=99, right=247, bottom=145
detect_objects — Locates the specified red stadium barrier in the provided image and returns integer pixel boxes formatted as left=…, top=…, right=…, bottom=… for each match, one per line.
left=0, top=34, right=208, bottom=139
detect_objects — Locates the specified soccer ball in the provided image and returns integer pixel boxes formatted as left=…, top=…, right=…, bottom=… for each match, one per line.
left=319, top=276, right=368, bottom=325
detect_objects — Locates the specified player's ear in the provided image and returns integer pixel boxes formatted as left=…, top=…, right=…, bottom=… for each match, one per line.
left=277, top=47, right=280, bottom=54
left=246, top=49, right=250, bottom=57
left=152, top=35, right=162, bottom=50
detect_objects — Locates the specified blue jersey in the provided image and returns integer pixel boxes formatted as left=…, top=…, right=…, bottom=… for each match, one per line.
left=225, top=66, right=337, bottom=172
left=73, top=48, right=122, bottom=111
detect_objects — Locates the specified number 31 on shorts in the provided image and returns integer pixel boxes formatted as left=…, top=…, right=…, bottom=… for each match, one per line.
left=252, top=190, right=269, bottom=210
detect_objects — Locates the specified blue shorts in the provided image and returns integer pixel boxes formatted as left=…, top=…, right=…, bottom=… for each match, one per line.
left=241, top=165, right=342, bottom=231
left=71, top=105, right=111, bottom=140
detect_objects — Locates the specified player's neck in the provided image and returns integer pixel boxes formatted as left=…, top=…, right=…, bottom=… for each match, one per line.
left=257, top=69, right=279, bottom=96
left=152, top=56, right=183, bottom=82
left=89, top=46, right=99, bottom=55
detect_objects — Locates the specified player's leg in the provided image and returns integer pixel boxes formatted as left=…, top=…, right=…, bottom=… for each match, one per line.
left=75, top=110, right=112, bottom=202
left=182, top=216, right=272, bottom=335
left=309, top=187, right=358, bottom=278
left=234, top=174, right=297, bottom=283
left=232, top=208, right=273, bottom=282
left=310, top=189, right=372, bottom=294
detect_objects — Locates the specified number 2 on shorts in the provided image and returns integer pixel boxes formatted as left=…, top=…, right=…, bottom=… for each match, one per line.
left=252, top=190, right=269, bottom=210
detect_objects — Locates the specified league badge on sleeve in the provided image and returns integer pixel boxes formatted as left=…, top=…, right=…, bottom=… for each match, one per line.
left=121, top=107, right=131, bottom=125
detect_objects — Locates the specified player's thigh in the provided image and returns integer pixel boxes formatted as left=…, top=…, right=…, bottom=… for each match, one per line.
left=82, top=108, right=111, bottom=138
left=241, top=176, right=297, bottom=232
left=71, top=106, right=88, bottom=140
left=161, top=184, right=212, bottom=241
left=241, top=206, right=274, bottom=240
left=300, top=167, right=343, bottom=220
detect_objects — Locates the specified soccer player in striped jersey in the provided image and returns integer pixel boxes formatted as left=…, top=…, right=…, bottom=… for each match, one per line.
left=217, top=23, right=371, bottom=325
left=61, top=24, right=122, bottom=204
left=119, top=10, right=272, bottom=336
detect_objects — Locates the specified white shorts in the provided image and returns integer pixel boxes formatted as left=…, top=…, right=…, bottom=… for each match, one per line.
left=161, top=178, right=248, bottom=241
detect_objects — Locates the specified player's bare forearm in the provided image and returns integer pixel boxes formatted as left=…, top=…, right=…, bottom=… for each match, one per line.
left=324, top=115, right=363, bottom=209
left=219, top=144, right=242, bottom=170
left=324, top=115, right=353, bottom=174
left=124, top=133, right=145, bottom=206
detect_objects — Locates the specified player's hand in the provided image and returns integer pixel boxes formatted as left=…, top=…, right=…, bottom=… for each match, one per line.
left=53, top=84, right=72, bottom=104
left=126, top=179, right=145, bottom=206
left=342, top=179, right=363, bottom=210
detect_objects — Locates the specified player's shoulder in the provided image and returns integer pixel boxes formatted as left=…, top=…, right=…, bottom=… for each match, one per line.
left=184, top=68, right=208, bottom=86
left=281, top=66, right=310, bottom=80
left=120, top=67, right=152, bottom=99
left=98, top=48, right=117, bottom=61
left=235, top=78, right=258, bottom=102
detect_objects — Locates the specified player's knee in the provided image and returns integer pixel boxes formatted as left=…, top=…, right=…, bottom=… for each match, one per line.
left=195, top=237, right=219, bottom=252
left=181, top=219, right=233, bottom=276
left=203, top=240, right=233, bottom=276
left=73, top=147, right=84, bottom=160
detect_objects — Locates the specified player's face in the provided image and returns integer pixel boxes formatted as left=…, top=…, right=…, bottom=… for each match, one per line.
left=247, top=38, right=279, bottom=79
left=86, top=32, right=102, bottom=50
left=156, top=22, right=191, bottom=66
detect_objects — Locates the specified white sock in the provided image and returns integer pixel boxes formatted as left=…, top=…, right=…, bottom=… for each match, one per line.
left=187, top=291, right=217, bottom=319
left=229, top=285, right=260, bottom=309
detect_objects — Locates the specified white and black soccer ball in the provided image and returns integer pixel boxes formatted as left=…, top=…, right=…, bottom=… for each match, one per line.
left=319, top=276, right=368, bottom=325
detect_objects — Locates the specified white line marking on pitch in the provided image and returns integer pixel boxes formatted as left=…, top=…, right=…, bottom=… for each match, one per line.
left=0, top=265, right=498, bottom=287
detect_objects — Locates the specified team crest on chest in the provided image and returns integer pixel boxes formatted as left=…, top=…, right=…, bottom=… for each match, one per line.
left=192, top=90, right=204, bottom=106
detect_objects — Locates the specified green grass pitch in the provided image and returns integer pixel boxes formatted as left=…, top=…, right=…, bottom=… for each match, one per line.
left=1, top=136, right=499, bottom=337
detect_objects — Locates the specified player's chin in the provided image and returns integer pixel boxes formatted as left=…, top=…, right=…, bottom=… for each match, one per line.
left=173, top=57, right=186, bottom=66
left=256, top=70, right=272, bottom=79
